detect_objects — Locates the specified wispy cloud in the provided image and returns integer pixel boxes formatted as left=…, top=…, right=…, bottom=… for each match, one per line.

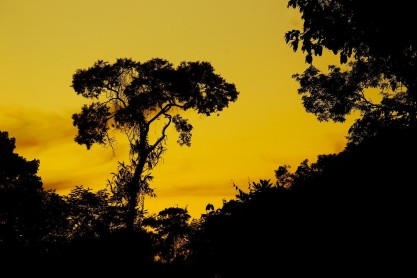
left=0, top=105, right=129, bottom=193
left=0, top=105, right=76, bottom=150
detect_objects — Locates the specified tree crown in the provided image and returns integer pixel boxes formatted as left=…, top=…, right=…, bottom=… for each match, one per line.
left=285, top=0, right=417, bottom=143
left=72, top=58, right=239, bottom=150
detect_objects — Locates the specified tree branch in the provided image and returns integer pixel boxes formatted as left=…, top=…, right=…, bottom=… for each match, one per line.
left=147, top=104, right=172, bottom=126
left=358, top=91, right=380, bottom=109
left=103, top=96, right=127, bottom=108
left=149, top=113, right=172, bottom=154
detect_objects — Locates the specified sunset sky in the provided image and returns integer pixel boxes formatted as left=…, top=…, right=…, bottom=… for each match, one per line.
left=0, top=0, right=355, bottom=218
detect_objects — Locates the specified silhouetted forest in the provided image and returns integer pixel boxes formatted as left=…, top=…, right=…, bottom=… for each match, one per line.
left=1, top=1, right=416, bottom=276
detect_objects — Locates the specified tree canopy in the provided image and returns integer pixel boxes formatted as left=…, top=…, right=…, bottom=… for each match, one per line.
left=285, top=0, right=417, bottom=143
left=4, top=2, right=417, bottom=275
left=0, top=131, right=43, bottom=246
left=71, top=58, right=239, bottom=230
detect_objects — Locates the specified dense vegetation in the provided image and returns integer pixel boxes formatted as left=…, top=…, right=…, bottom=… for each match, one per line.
left=1, top=1, right=416, bottom=276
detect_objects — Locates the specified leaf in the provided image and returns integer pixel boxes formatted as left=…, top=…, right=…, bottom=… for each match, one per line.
left=291, top=39, right=299, bottom=52
left=390, top=80, right=397, bottom=91
left=340, top=54, right=347, bottom=64
left=306, top=54, right=313, bottom=64
left=314, top=45, right=322, bottom=56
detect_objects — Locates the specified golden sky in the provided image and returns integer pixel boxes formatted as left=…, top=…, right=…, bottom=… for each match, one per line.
left=0, top=0, right=354, bottom=218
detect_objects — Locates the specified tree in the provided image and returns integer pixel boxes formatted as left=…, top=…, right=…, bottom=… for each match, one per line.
left=71, top=58, right=239, bottom=231
left=0, top=131, right=43, bottom=244
left=37, top=189, right=70, bottom=248
left=280, top=126, right=417, bottom=275
left=285, top=0, right=417, bottom=143
left=64, top=185, right=124, bottom=240
left=143, top=207, right=192, bottom=264
left=0, top=131, right=59, bottom=260
left=60, top=185, right=156, bottom=273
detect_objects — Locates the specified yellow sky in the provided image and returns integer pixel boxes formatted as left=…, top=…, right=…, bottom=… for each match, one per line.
left=0, top=0, right=355, bottom=218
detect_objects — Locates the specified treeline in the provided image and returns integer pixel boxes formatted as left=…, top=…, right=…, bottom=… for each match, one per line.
left=3, top=0, right=417, bottom=276
left=1, top=124, right=415, bottom=276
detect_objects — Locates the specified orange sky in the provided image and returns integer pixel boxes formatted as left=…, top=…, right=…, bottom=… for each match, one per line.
left=0, top=0, right=355, bottom=218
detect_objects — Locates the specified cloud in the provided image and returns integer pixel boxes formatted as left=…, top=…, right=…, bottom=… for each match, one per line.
left=0, top=105, right=130, bottom=193
left=42, top=178, right=78, bottom=194
left=0, top=105, right=76, bottom=151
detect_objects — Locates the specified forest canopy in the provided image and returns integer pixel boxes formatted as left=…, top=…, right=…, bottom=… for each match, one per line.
left=285, top=0, right=417, bottom=144
left=0, top=1, right=415, bottom=276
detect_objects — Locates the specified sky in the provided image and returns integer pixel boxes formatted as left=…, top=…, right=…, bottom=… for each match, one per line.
left=0, top=0, right=355, bottom=219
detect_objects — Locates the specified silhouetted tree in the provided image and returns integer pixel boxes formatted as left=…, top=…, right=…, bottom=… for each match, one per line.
left=205, top=203, right=214, bottom=214
left=71, top=58, right=239, bottom=231
left=0, top=131, right=43, bottom=253
left=186, top=179, right=301, bottom=277
left=285, top=0, right=417, bottom=143
left=106, top=161, right=154, bottom=228
left=287, top=126, right=417, bottom=275
left=38, top=189, right=70, bottom=250
left=186, top=135, right=417, bottom=276
left=0, top=131, right=74, bottom=269
left=282, top=4, right=417, bottom=272
left=143, top=207, right=192, bottom=264
left=64, top=185, right=125, bottom=240
left=48, top=185, right=157, bottom=276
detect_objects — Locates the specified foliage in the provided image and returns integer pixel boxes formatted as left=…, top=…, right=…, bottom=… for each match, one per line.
left=185, top=123, right=417, bottom=276
left=106, top=161, right=155, bottom=219
left=71, top=58, right=239, bottom=230
left=143, top=207, right=192, bottom=264
left=285, top=0, right=417, bottom=143
left=0, top=131, right=43, bottom=246
left=0, top=131, right=70, bottom=260
left=4, top=2, right=417, bottom=276
left=38, top=189, right=69, bottom=243
left=64, top=185, right=126, bottom=240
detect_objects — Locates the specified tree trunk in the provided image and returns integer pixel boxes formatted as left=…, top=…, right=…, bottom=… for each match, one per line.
left=125, top=155, right=147, bottom=232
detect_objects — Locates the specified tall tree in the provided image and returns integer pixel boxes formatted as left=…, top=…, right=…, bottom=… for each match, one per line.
left=285, top=0, right=417, bottom=143
left=71, top=58, right=239, bottom=231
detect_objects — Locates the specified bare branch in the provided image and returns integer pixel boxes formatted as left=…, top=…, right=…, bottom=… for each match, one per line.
left=149, top=113, right=172, bottom=154
left=103, top=96, right=127, bottom=108
left=358, top=90, right=380, bottom=109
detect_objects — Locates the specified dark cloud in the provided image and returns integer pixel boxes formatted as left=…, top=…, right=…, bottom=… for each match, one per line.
left=0, top=106, right=76, bottom=151
left=42, top=178, right=78, bottom=194
left=0, top=105, right=130, bottom=194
